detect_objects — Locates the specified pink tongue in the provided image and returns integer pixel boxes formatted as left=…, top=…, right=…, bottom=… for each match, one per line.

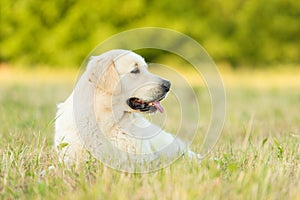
left=152, top=101, right=164, bottom=113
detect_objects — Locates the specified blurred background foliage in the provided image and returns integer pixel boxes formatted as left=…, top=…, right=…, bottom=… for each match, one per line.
left=0, top=0, right=299, bottom=68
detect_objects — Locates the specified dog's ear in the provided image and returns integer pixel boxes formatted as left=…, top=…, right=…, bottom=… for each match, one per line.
left=97, top=61, right=121, bottom=95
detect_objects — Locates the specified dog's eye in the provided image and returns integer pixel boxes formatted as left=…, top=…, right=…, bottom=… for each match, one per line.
left=130, top=68, right=140, bottom=74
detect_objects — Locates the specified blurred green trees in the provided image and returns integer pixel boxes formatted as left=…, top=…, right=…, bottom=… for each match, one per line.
left=0, top=0, right=299, bottom=67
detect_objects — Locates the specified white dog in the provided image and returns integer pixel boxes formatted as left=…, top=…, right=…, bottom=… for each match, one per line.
left=54, top=49, right=200, bottom=165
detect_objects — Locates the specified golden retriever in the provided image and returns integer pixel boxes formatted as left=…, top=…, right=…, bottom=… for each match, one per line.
left=54, top=49, right=200, bottom=165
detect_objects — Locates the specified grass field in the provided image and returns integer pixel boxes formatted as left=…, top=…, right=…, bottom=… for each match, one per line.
left=0, top=66, right=299, bottom=200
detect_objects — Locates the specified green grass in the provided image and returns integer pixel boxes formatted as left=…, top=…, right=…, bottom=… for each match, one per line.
left=0, top=67, right=299, bottom=200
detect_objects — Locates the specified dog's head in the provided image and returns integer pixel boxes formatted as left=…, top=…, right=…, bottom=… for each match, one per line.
left=90, top=50, right=170, bottom=114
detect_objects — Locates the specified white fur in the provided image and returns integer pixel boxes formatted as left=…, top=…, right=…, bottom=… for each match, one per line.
left=54, top=50, right=200, bottom=165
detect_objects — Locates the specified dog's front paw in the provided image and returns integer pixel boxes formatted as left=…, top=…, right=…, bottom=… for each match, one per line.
left=185, top=150, right=202, bottom=161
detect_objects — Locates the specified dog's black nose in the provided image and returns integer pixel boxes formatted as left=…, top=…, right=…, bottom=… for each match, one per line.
left=161, top=80, right=171, bottom=92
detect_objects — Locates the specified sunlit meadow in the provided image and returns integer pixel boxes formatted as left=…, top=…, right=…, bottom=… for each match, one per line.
left=0, top=66, right=299, bottom=200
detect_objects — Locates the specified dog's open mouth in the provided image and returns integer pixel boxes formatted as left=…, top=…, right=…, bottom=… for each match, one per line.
left=127, top=96, right=165, bottom=113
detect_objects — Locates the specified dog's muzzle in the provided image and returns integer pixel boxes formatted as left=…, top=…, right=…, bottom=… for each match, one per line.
left=127, top=80, right=171, bottom=113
